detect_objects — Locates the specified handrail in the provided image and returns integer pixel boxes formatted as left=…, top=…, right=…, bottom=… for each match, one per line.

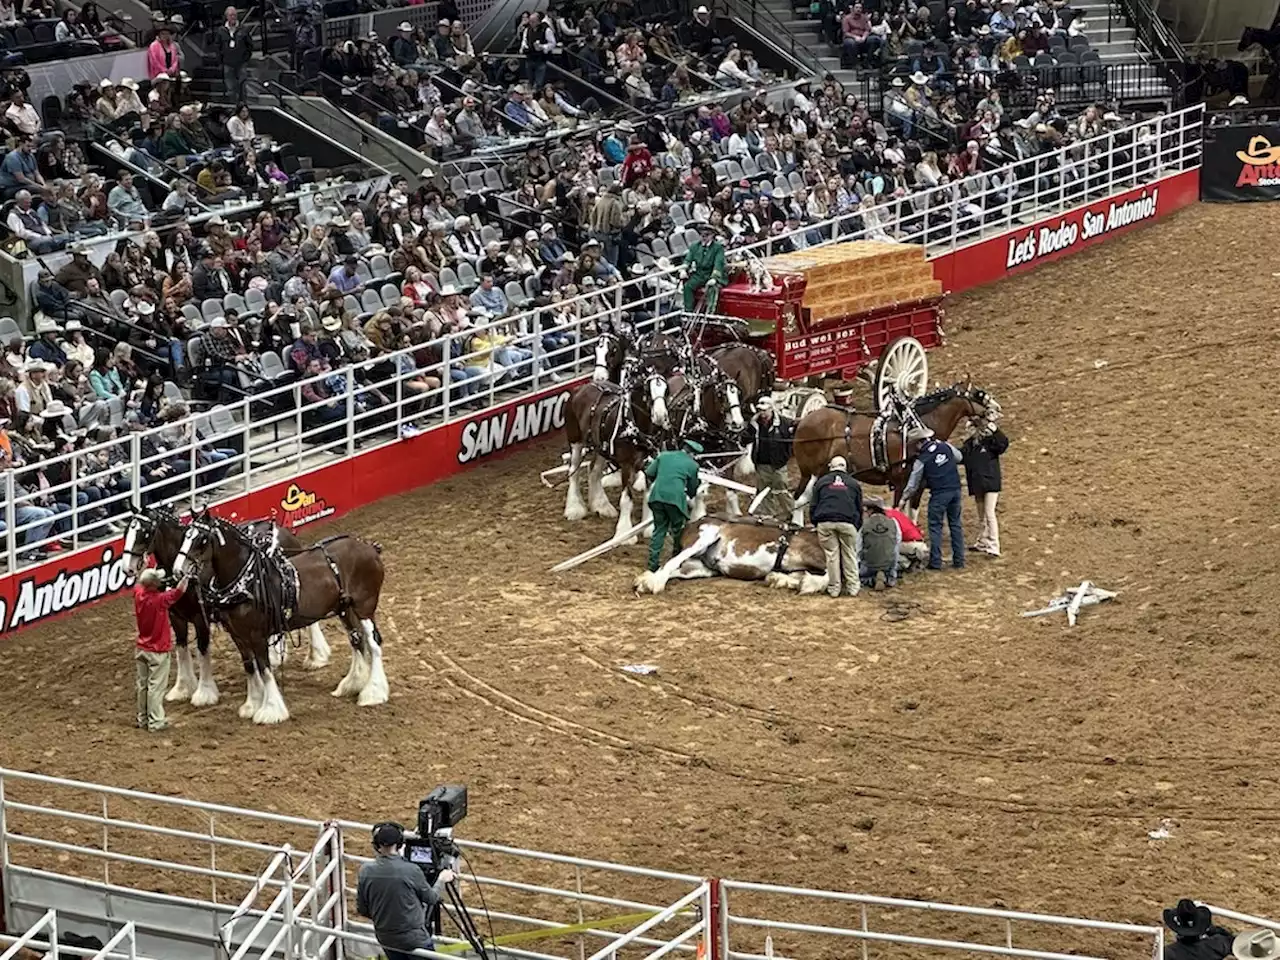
left=0, top=103, right=1203, bottom=567
left=721, top=0, right=828, bottom=78
left=1112, top=0, right=1188, bottom=64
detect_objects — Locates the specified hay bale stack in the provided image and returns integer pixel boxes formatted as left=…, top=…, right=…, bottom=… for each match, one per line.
left=762, top=241, right=942, bottom=321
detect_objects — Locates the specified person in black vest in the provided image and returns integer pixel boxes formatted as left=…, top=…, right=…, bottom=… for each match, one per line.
left=809, top=455, right=862, bottom=598
left=901, top=425, right=965, bottom=570
left=1162, top=900, right=1234, bottom=960
left=961, top=416, right=1008, bottom=557
left=746, top=396, right=794, bottom=519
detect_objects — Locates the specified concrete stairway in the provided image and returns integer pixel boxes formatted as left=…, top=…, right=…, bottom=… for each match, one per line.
left=752, top=0, right=1172, bottom=102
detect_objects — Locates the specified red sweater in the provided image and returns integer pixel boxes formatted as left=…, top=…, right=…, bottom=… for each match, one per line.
left=885, top=507, right=922, bottom=542
left=134, top=584, right=183, bottom=653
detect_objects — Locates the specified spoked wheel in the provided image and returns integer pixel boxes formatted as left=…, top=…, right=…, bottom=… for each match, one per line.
left=873, top=337, right=929, bottom=410
left=797, top=389, right=828, bottom=418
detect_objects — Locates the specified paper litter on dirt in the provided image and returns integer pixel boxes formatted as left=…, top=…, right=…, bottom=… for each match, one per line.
left=621, top=664, right=659, bottom=675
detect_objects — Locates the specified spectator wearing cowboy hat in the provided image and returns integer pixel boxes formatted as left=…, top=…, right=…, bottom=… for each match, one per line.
left=16, top=359, right=53, bottom=415
left=961, top=415, right=1008, bottom=557
left=134, top=566, right=190, bottom=732
left=746, top=395, right=794, bottom=519
left=859, top=495, right=900, bottom=588
left=1232, top=931, right=1279, bottom=960
left=810, top=455, right=862, bottom=597
left=901, top=424, right=965, bottom=570
left=1162, top=900, right=1234, bottom=960
left=644, top=438, right=704, bottom=574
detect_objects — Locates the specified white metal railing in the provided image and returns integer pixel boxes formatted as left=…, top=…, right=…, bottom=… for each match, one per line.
left=719, top=880, right=1166, bottom=960
left=0, top=908, right=58, bottom=960
left=0, top=104, right=1204, bottom=576
left=0, top=767, right=704, bottom=960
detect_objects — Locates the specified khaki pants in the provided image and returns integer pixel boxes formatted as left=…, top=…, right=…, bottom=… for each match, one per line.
left=972, top=492, right=1000, bottom=554
left=754, top=464, right=794, bottom=519
left=136, top=650, right=171, bottom=730
left=816, top=521, right=859, bottom=597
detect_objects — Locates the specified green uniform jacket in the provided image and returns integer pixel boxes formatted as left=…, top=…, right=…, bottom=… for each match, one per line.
left=682, top=240, right=727, bottom=283
left=645, top=451, right=701, bottom=515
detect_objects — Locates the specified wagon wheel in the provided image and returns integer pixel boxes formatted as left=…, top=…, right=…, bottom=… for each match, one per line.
left=873, top=337, right=929, bottom=410
left=797, top=389, right=828, bottom=418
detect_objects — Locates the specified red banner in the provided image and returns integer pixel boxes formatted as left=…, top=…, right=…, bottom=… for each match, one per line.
left=930, top=168, right=1200, bottom=294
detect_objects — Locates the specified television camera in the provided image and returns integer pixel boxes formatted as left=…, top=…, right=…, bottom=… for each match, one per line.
left=400, top=785, right=489, bottom=960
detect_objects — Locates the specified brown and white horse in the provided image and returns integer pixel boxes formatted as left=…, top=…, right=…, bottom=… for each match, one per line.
left=174, top=512, right=387, bottom=724
left=120, top=507, right=331, bottom=708
left=790, top=383, right=1001, bottom=521
left=634, top=515, right=831, bottom=595
left=563, top=358, right=670, bottom=541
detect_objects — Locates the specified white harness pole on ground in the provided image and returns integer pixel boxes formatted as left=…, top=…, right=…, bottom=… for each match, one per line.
left=551, top=471, right=760, bottom=573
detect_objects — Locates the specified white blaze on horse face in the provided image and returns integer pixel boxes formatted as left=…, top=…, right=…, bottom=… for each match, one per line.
left=173, top=524, right=201, bottom=577
left=725, top=383, right=744, bottom=429
left=649, top=375, right=669, bottom=428
left=592, top=338, right=610, bottom=382
left=122, top=519, right=143, bottom=576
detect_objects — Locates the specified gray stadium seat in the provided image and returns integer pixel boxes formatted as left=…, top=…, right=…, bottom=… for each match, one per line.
left=354, top=260, right=373, bottom=283
left=483, top=169, right=503, bottom=192
left=110, top=289, right=129, bottom=308
left=466, top=171, right=485, bottom=193
left=480, top=224, right=500, bottom=246
left=438, top=267, right=460, bottom=292
left=244, top=288, right=267, bottom=314
left=369, top=254, right=391, bottom=279
left=361, top=288, right=384, bottom=314
left=343, top=294, right=361, bottom=316
left=456, top=262, right=478, bottom=289
left=504, top=280, right=529, bottom=308
left=380, top=283, right=402, bottom=305
left=201, top=298, right=223, bottom=323
left=0, top=317, right=21, bottom=341
left=223, top=292, right=247, bottom=316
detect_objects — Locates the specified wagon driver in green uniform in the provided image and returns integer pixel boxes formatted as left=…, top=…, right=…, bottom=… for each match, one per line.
left=644, top=439, right=704, bottom=573
left=680, top=222, right=727, bottom=312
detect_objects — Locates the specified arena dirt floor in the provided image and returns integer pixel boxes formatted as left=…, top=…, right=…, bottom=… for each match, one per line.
left=3, top=202, right=1280, bottom=957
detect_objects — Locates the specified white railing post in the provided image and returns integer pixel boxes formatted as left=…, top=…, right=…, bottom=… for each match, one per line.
left=4, top=469, right=15, bottom=572
left=441, top=332, right=453, bottom=424
left=345, top=366, right=356, bottom=456
left=0, top=772, right=7, bottom=926
left=129, top=432, right=141, bottom=510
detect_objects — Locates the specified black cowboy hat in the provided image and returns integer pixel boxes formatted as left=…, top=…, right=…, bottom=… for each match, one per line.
left=1164, top=900, right=1212, bottom=938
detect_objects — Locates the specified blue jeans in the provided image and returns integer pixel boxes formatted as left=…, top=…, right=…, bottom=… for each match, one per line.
left=926, top=487, right=964, bottom=569
left=449, top=365, right=486, bottom=398
left=2, top=504, right=56, bottom=545
left=200, top=448, right=237, bottom=483
left=168, top=339, right=185, bottom=371
left=494, top=345, right=533, bottom=383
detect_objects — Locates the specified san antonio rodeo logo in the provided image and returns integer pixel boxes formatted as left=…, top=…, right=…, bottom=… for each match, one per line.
left=280, top=483, right=335, bottom=528
left=1234, top=135, right=1280, bottom=187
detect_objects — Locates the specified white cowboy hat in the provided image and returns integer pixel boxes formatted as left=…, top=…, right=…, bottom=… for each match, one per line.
left=694, top=4, right=708, bottom=12
left=890, top=76, right=904, bottom=87
left=561, top=252, right=577, bottom=263
left=135, top=300, right=155, bottom=315
left=828, top=456, right=847, bottom=471
left=438, top=283, right=459, bottom=296
left=64, top=319, right=83, bottom=331
left=33, top=317, right=61, bottom=334
left=210, top=316, right=229, bottom=328
left=153, top=72, right=171, bottom=82
left=398, top=20, right=412, bottom=30
left=1235, top=932, right=1280, bottom=960
left=907, top=425, right=935, bottom=442
left=41, top=400, right=72, bottom=418
left=23, top=359, right=52, bottom=373
left=910, top=71, right=929, bottom=85
left=120, top=77, right=139, bottom=90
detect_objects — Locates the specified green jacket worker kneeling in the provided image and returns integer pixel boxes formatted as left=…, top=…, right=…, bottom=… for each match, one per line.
left=356, top=822, right=456, bottom=960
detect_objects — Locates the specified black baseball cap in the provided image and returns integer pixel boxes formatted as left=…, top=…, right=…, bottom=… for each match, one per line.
left=372, top=822, right=404, bottom=848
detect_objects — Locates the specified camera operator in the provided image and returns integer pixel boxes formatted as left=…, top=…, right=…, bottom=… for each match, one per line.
left=357, top=822, right=456, bottom=960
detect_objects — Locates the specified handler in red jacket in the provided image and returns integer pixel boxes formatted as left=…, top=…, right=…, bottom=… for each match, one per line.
left=134, top=568, right=189, bottom=732
left=884, top=504, right=929, bottom=570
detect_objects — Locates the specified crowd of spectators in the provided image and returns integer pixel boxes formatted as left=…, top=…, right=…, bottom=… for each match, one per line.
left=0, top=0, right=1161, bottom=561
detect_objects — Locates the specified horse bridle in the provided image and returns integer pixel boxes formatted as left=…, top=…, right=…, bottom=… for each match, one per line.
left=121, top=505, right=178, bottom=573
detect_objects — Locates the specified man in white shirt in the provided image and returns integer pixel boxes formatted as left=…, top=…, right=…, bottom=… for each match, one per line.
left=6, top=189, right=69, bottom=254
left=3, top=89, right=40, bottom=138
left=423, top=107, right=455, bottom=148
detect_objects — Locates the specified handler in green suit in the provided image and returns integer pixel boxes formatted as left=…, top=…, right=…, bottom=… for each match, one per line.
left=680, top=222, right=727, bottom=312
left=644, top=439, right=704, bottom=573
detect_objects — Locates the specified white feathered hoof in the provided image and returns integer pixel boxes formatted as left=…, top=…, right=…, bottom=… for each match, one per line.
left=564, top=500, right=589, bottom=522
left=593, top=500, right=619, bottom=519
left=764, top=572, right=798, bottom=591
left=357, top=656, right=390, bottom=707
left=190, top=680, right=220, bottom=707
left=253, top=673, right=290, bottom=725
left=165, top=680, right=194, bottom=703
left=634, top=571, right=663, bottom=595
left=332, top=650, right=369, bottom=698
left=798, top=572, right=830, bottom=595
left=305, top=624, right=331, bottom=670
